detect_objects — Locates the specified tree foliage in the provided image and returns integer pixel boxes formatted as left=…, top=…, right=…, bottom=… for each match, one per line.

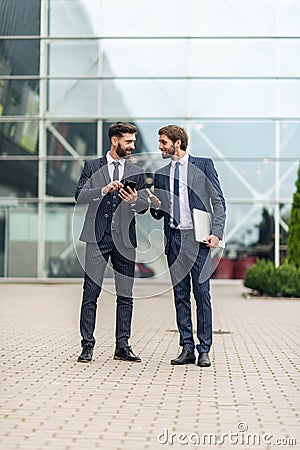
left=286, top=165, right=300, bottom=267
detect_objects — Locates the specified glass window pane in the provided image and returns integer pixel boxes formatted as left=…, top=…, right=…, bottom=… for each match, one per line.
left=189, top=39, right=277, bottom=77
left=0, top=39, right=40, bottom=76
left=0, top=79, right=39, bottom=116
left=280, top=80, right=300, bottom=117
left=46, top=159, right=84, bottom=197
left=8, top=206, right=38, bottom=277
left=0, top=0, right=40, bottom=36
left=45, top=204, right=82, bottom=277
left=103, top=80, right=187, bottom=118
left=102, top=40, right=188, bottom=77
left=189, top=121, right=275, bottom=158
left=48, top=40, right=98, bottom=77
left=47, top=122, right=97, bottom=157
left=215, top=160, right=275, bottom=200
left=49, top=0, right=188, bottom=37
left=280, top=0, right=300, bottom=36
left=0, top=161, right=38, bottom=197
left=281, top=121, right=300, bottom=157
left=280, top=161, right=299, bottom=201
left=0, top=121, right=39, bottom=155
left=49, top=0, right=97, bottom=37
left=190, top=80, right=276, bottom=117
left=190, top=0, right=277, bottom=37
left=280, top=40, right=300, bottom=77
left=48, top=80, right=97, bottom=117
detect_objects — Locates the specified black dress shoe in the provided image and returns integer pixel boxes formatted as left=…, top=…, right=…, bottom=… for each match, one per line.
left=171, top=350, right=196, bottom=365
left=77, top=346, right=93, bottom=363
left=197, top=352, right=211, bottom=367
left=114, top=346, right=141, bottom=362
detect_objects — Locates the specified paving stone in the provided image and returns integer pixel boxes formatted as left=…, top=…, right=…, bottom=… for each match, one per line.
left=0, top=281, right=299, bottom=449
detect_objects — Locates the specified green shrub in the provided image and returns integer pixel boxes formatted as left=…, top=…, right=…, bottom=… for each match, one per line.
left=278, top=263, right=300, bottom=297
left=243, top=259, right=279, bottom=296
left=243, top=259, right=300, bottom=297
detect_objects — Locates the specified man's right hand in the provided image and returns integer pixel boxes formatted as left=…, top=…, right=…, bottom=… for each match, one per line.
left=146, top=188, right=161, bottom=208
left=102, top=180, right=123, bottom=195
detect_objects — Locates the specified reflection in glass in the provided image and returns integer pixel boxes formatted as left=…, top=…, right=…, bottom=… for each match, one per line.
left=46, top=159, right=84, bottom=197
left=47, top=122, right=97, bottom=157
left=0, top=121, right=39, bottom=155
left=0, top=161, right=38, bottom=197
left=0, top=0, right=40, bottom=36
left=281, top=121, right=300, bottom=157
left=102, top=40, right=188, bottom=77
left=45, top=205, right=81, bottom=277
left=214, top=160, right=275, bottom=200
left=189, top=121, right=275, bottom=158
left=48, top=80, right=97, bottom=117
left=190, top=79, right=276, bottom=118
left=103, top=80, right=187, bottom=118
left=0, top=39, right=40, bottom=76
left=8, top=205, right=38, bottom=277
left=213, top=200, right=291, bottom=279
left=48, top=40, right=98, bottom=77
left=0, top=79, right=39, bottom=116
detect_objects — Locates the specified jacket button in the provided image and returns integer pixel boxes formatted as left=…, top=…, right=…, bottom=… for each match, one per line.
left=104, top=214, right=109, bottom=218
left=107, top=201, right=110, bottom=205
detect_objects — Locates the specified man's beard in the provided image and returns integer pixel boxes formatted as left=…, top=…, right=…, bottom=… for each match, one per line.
left=161, top=145, right=175, bottom=159
left=116, top=144, right=131, bottom=159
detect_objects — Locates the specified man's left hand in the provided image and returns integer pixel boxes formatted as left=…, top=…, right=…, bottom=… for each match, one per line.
left=204, top=235, right=220, bottom=248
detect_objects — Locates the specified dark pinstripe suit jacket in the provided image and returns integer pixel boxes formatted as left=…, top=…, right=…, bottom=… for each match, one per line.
left=75, top=156, right=148, bottom=248
left=150, top=155, right=226, bottom=254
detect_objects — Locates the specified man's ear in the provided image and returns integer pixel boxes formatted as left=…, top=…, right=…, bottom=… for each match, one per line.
left=175, top=139, right=182, bottom=150
left=111, top=137, right=118, bottom=147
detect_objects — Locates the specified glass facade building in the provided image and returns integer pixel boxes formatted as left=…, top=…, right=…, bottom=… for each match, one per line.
left=0, top=0, right=299, bottom=279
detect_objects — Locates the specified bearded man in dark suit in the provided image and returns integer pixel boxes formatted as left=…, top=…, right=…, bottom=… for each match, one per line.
left=147, top=125, right=226, bottom=368
left=75, top=122, right=148, bottom=363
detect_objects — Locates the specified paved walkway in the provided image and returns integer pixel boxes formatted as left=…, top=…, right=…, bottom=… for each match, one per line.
left=0, top=280, right=299, bottom=450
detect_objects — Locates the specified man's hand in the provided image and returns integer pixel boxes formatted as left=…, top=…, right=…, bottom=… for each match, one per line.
left=204, top=235, right=220, bottom=248
left=102, top=180, right=123, bottom=195
left=146, top=188, right=161, bottom=208
left=119, top=186, right=138, bottom=204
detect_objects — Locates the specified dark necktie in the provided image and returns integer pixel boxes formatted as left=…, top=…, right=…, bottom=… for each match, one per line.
left=112, top=161, right=120, bottom=181
left=173, top=161, right=180, bottom=227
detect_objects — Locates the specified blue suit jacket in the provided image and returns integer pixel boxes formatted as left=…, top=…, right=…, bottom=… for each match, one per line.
left=150, top=156, right=226, bottom=254
left=75, top=156, right=148, bottom=248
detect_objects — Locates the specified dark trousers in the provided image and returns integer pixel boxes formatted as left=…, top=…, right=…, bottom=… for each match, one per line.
left=80, top=232, right=135, bottom=349
left=167, top=229, right=212, bottom=354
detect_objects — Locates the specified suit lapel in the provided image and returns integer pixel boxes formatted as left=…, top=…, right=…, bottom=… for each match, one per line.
left=187, top=155, right=197, bottom=186
left=98, top=155, right=110, bottom=185
left=122, top=160, right=133, bottom=181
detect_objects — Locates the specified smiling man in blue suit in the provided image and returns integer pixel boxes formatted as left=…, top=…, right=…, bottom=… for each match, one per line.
left=75, top=122, right=148, bottom=363
left=147, top=125, right=226, bottom=368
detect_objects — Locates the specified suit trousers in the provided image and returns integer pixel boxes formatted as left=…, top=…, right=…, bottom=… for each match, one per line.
left=166, top=228, right=212, bottom=354
left=80, top=231, right=135, bottom=349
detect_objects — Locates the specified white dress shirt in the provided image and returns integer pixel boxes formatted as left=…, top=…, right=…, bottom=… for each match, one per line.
left=169, top=153, right=193, bottom=229
left=106, top=153, right=125, bottom=181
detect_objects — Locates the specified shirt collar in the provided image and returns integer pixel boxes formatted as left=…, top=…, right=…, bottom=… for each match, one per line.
left=171, top=153, right=188, bottom=168
left=106, top=152, right=126, bottom=166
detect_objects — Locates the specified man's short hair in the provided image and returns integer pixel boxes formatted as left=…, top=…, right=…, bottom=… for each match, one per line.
left=158, top=125, right=188, bottom=151
left=108, top=122, right=138, bottom=140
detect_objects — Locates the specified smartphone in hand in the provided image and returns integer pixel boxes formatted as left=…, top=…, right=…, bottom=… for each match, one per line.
left=123, top=180, right=137, bottom=193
